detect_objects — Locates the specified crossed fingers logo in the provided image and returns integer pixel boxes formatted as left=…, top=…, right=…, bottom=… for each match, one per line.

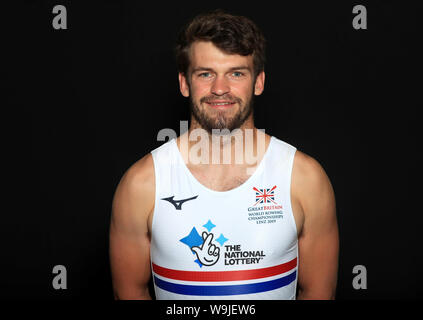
left=191, top=232, right=220, bottom=266
left=179, top=220, right=228, bottom=267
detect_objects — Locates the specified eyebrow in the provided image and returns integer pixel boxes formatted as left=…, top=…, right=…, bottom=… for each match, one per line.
left=191, top=66, right=251, bottom=73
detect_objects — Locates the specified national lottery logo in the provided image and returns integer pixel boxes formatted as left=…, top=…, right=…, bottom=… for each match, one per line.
left=179, top=219, right=228, bottom=268
left=179, top=220, right=265, bottom=268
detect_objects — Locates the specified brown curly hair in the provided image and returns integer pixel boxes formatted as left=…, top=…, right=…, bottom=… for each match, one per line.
left=175, top=9, right=266, bottom=77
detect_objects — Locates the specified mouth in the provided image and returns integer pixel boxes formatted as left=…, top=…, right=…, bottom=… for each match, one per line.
left=205, top=101, right=236, bottom=109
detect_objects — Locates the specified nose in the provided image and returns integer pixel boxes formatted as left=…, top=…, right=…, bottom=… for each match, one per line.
left=211, top=75, right=230, bottom=96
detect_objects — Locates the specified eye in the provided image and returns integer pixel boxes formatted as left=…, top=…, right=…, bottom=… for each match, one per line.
left=232, top=71, right=244, bottom=77
left=199, top=72, right=212, bottom=78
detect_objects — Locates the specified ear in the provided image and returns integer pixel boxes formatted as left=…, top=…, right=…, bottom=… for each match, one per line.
left=254, top=71, right=265, bottom=96
left=178, top=72, right=190, bottom=97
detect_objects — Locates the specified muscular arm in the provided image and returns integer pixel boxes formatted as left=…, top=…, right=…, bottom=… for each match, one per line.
left=109, top=154, right=155, bottom=300
left=292, top=152, right=339, bottom=299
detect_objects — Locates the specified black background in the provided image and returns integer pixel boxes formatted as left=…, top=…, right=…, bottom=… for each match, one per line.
left=7, top=0, right=420, bottom=300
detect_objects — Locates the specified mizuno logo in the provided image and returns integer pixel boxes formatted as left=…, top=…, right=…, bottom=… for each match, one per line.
left=161, top=195, right=198, bottom=210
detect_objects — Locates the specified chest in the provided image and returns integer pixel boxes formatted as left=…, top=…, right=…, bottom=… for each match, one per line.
left=187, top=165, right=255, bottom=192
left=151, top=184, right=298, bottom=272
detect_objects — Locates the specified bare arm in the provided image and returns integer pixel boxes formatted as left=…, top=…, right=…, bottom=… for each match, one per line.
left=292, top=152, right=339, bottom=299
left=109, top=154, right=155, bottom=300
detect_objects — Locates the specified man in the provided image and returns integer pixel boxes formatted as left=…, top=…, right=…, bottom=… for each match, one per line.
left=109, top=10, right=338, bottom=300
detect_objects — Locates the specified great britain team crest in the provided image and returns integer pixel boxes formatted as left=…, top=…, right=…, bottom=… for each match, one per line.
left=248, top=185, right=284, bottom=224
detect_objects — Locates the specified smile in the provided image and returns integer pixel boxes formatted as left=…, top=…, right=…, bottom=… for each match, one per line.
left=206, top=101, right=236, bottom=108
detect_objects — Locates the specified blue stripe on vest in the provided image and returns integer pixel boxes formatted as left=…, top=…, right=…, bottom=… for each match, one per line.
left=154, top=270, right=296, bottom=296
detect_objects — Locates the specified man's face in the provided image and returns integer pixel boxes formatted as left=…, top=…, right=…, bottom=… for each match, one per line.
left=179, top=41, right=265, bottom=134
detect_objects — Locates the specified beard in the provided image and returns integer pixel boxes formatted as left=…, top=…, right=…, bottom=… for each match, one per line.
left=189, top=92, right=254, bottom=135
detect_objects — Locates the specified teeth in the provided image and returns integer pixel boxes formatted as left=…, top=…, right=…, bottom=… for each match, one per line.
left=212, top=102, right=231, bottom=105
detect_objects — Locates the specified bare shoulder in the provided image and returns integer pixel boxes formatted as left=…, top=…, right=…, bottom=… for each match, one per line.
left=292, top=151, right=329, bottom=186
left=291, top=150, right=335, bottom=215
left=111, top=153, right=155, bottom=234
left=122, top=153, right=155, bottom=188
left=114, top=153, right=155, bottom=203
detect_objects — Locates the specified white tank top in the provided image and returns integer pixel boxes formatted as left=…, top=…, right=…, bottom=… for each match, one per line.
left=150, top=136, right=298, bottom=300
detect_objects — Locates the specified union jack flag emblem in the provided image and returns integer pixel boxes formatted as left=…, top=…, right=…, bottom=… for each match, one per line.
left=253, top=185, right=277, bottom=206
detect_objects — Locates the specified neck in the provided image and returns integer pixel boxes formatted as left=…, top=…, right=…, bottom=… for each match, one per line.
left=178, top=114, right=268, bottom=168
